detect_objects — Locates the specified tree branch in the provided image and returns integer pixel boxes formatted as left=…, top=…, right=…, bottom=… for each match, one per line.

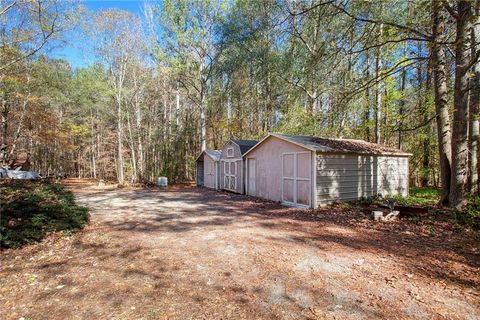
left=0, top=1, right=16, bottom=16
left=331, top=2, right=432, bottom=40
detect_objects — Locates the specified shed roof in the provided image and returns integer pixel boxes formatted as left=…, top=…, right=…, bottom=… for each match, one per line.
left=245, top=133, right=411, bottom=156
left=231, top=139, right=258, bottom=155
left=196, top=149, right=221, bottom=162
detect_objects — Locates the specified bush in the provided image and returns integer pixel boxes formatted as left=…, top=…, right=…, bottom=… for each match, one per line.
left=451, top=196, right=480, bottom=229
left=388, top=187, right=440, bottom=207
left=0, top=181, right=89, bottom=248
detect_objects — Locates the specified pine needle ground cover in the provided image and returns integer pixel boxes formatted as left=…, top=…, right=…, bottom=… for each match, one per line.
left=2, top=183, right=478, bottom=319
left=0, top=181, right=89, bottom=248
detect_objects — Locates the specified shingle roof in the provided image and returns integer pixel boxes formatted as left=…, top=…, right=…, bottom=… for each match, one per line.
left=267, top=134, right=411, bottom=156
left=232, top=139, right=258, bottom=155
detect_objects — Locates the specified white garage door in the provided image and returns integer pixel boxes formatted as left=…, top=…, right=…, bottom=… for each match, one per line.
left=282, top=152, right=311, bottom=207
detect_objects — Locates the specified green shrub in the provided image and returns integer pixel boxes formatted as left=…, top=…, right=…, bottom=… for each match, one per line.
left=0, top=181, right=89, bottom=249
left=464, top=196, right=480, bottom=218
left=357, top=195, right=378, bottom=206
left=386, top=187, right=440, bottom=207
left=449, top=196, right=480, bottom=229
left=386, top=188, right=478, bottom=229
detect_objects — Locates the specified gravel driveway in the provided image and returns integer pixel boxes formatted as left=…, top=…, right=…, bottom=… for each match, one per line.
left=1, top=182, right=479, bottom=319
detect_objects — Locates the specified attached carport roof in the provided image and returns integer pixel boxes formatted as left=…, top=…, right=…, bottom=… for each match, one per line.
left=244, top=133, right=411, bottom=157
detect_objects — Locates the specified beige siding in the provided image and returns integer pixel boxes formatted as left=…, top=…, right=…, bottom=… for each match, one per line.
left=316, top=154, right=409, bottom=205
left=246, top=136, right=312, bottom=204
left=377, top=156, right=409, bottom=196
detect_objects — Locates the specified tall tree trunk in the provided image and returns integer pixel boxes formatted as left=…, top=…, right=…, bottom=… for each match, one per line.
left=364, top=50, right=371, bottom=141
left=1, top=97, right=8, bottom=166
left=449, top=0, right=473, bottom=208
left=200, top=96, right=206, bottom=151
left=114, top=56, right=127, bottom=185
left=126, top=111, right=137, bottom=183
left=468, top=0, right=479, bottom=194
left=374, top=23, right=383, bottom=144
left=117, top=98, right=124, bottom=184
left=421, top=46, right=433, bottom=187
left=176, top=81, right=181, bottom=129
left=199, top=63, right=206, bottom=151
left=136, top=113, right=144, bottom=182
left=90, top=110, right=97, bottom=179
left=432, top=0, right=452, bottom=205
left=398, top=44, right=407, bottom=150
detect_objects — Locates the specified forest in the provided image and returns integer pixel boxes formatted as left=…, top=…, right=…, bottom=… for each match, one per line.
left=0, top=0, right=479, bottom=209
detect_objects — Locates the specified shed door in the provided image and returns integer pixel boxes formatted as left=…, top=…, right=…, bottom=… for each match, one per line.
left=205, top=161, right=214, bottom=188
left=282, top=152, right=311, bottom=207
left=197, top=162, right=204, bottom=186
left=224, top=161, right=237, bottom=191
left=247, top=158, right=256, bottom=196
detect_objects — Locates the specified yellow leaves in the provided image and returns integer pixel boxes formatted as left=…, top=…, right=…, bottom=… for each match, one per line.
left=64, top=122, right=89, bottom=136
left=0, top=74, right=27, bottom=84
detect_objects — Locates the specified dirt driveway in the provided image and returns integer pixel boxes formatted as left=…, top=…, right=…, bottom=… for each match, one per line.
left=1, top=182, right=479, bottom=319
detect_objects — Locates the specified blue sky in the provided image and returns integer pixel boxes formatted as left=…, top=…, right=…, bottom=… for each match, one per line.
left=53, top=1, right=149, bottom=69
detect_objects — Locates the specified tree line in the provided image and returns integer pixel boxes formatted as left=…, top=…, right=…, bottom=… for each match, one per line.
left=0, top=0, right=478, bottom=208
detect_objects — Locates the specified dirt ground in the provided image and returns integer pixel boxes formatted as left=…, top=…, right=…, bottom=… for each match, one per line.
left=1, top=180, right=479, bottom=319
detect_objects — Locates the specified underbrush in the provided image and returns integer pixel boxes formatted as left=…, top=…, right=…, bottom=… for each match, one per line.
left=394, top=189, right=479, bottom=230
left=399, top=187, right=441, bottom=207
left=357, top=187, right=479, bottom=230
left=0, top=180, right=89, bottom=249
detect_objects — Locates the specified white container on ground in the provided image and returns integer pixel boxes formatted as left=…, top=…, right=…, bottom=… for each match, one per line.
left=157, top=177, right=168, bottom=187
left=372, top=211, right=384, bottom=221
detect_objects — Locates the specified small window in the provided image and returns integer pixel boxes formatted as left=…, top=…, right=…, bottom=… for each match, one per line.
left=227, top=147, right=234, bottom=157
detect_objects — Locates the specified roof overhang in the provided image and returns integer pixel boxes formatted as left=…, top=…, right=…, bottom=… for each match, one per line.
left=195, top=150, right=220, bottom=162
left=313, top=150, right=412, bottom=157
left=195, top=151, right=205, bottom=162
left=243, top=133, right=314, bottom=157
left=244, top=133, right=412, bottom=157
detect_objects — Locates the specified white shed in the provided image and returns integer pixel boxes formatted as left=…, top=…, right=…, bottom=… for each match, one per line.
left=219, top=139, right=258, bottom=194
left=244, top=133, right=411, bottom=208
left=195, top=150, right=221, bottom=190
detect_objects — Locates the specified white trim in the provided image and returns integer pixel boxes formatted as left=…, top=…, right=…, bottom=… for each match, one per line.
left=281, top=151, right=312, bottom=208
left=240, top=158, right=244, bottom=193
left=246, top=158, right=256, bottom=196
left=214, top=162, right=218, bottom=189
left=227, top=147, right=234, bottom=157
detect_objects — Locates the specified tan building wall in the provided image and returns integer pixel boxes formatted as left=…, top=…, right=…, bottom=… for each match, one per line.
left=376, top=156, right=409, bottom=196
left=316, top=153, right=409, bottom=205
left=245, top=136, right=313, bottom=205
